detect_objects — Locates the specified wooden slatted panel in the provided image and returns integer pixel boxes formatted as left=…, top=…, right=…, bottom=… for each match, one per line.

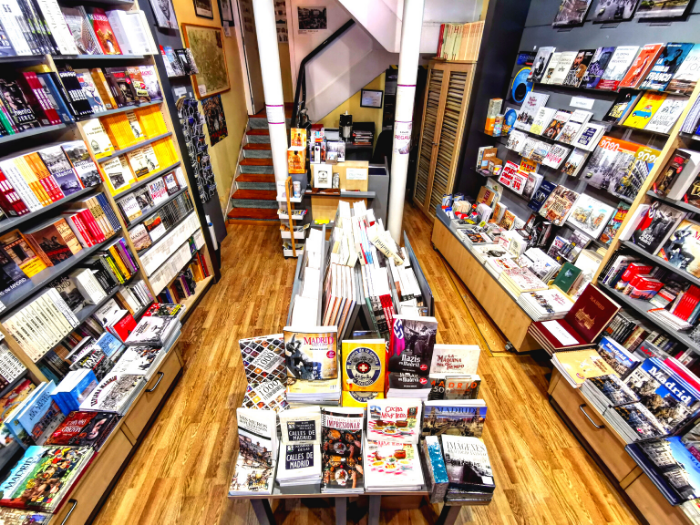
left=429, top=71, right=468, bottom=216
left=415, top=69, right=443, bottom=207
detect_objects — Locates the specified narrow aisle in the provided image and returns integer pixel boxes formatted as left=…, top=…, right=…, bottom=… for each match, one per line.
left=93, top=204, right=640, bottom=525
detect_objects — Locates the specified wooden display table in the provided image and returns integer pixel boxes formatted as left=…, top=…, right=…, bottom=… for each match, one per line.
left=232, top=485, right=481, bottom=525
left=430, top=206, right=540, bottom=352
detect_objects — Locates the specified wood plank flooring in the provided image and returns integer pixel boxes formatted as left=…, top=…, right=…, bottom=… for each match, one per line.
left=93, top=203, right=640, bottom=525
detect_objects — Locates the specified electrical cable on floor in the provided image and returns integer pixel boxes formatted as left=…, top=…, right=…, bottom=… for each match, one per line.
left=437, top=254, right=505, bottom=357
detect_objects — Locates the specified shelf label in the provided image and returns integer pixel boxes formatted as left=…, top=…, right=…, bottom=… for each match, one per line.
left=570, top=97, right=594, bottom=110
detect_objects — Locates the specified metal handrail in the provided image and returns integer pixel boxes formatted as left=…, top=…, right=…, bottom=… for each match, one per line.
left=291, top=19, right=356, bottom=128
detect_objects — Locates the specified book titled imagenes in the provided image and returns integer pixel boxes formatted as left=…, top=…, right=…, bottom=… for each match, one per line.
left=284, top=326, right=338, bottom=381
left=441, top=435, right=495, bottom=494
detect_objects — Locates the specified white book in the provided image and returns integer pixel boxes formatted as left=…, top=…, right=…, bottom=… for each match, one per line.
left=645, top=97, right=689, bottom=134
left=562, top=148, right=589, bottom=177
left=567, top=194, right=615, bottom=239
left=547, top=52, right=578, bottom=85
left=542, top=144, right=572, bottom=169
left=279, top=406, right=321, bottom=445
left=81, top=119, right=115, bottom=157
left=366, top=399, right=422, bottom=444
left=598, top=46, right=640, bottom=90
left=573, top=123, right=605, bottom=151
left=364, top=439, right=424, bottom=491
left=529, top=108, right=557, bottom=135
left=430, top=345, right=480, bottom=376
left=0, top=0, right=31, bottom=55
left=276, top=444, right=322, bottom=483
left=667, top=150, right=700, bottom=200
left=541, top=52, right=563, bottom=84
left=620, top=204, right=650, bottom=241
left=569, top=110, right=593, bottom=126
left=35, top=0, right=80, bottom=55
left=514, top=92, right=550, bottom=132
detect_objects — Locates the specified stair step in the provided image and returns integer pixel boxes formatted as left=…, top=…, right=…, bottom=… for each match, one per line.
left=227, top=208, right=280, bottom=220
left=240, top=157, right=274, bottom=174
left=244, top=143, right=272, bottom=150
left=231, top=189, right=277, bottom=201
left=251, top=103, right=294, bottom=119
left=237, top=181, right=276, bottom=190
left=246, top=129, right=270, bottom=136
left=246, top=129, right=271, bottom=144
left=236, top=172, right=276, bottom=183
left=240, top=158, right=273, bottom=166
left=243, top=143, right=272, bottom=159
left=230, top=199, right=279, bottom=208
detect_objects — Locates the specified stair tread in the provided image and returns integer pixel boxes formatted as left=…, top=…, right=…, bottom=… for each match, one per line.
left=240, top=158, right=274, bottom=166
left=228, top=208, right=279, bottom=220
left=237, top=173, right=276, bottom=183
left=244, top=143, right=272, bottom=150
left=246, top=129, right=270, bottom=136
left=231, top=189, right=277, bottom=200
left=251, top=103, right=294, bottom=119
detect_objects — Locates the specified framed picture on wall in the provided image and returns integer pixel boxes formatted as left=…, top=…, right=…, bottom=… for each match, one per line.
left=218, top=0, right=234, bottom=22
left=148, top=0, right=178, bottom=28
left=360, top=89, right=384, bottom=108
left=193, top=0, right=213, bottom=19
left=182, top=24, right=231, bottom=98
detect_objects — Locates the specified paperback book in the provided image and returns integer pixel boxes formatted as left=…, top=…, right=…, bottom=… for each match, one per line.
left=284, top=326, right=338, bottom=380
left=388, top=316, right=438, bottom=376
left=321, top=407, right=364, bottom=493
left=241, top=380, right=289, bottom=414
left=239, top=334, right=286, bottom=385
left=341, top=339, right=385, bottom=392
left=441, top=435, right=495, bottom=494
left=367, top=399, right=422, bottom=444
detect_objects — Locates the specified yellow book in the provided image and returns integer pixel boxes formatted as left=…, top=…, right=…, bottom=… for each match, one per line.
left=101, top=114, right=138, bottom=149
left=152, top=138, right=178, bottom=167
left=89, top=68, right=117, bottom=110
left=108, top=245, right=130, bottom=277
left=341, top=339, right=386, bottom=392
left=624, top=92, right=667, bottom=129
left=0, top=230, right=49, bottom=277
left=13, top=157, right=50, bottom=206
left=341, top=391, right=384, bottom=408
left=134, top=105, right=167, bottom=137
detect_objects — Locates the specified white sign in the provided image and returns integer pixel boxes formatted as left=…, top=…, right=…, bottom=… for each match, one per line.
left=393, top=121, right=412, bottom=155
left=570, top=97, right=594, bottom=110
left=542, top=321, right=578, bottom=346
left=346, top=168, right=367, bottom=180
left=266, top=105, right=286, bottom=124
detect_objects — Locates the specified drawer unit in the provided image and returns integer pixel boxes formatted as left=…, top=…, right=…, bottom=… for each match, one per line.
left=625, top=473, right=692, bottom=525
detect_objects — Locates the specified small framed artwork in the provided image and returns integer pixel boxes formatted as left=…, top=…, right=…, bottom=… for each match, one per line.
left=218, top=0, right=234, bottom=22
left=313, top=164, right=333, bottom=189
left=193, top=0, right=213, bottom=19
left=360, top=89, right=383, bottom=108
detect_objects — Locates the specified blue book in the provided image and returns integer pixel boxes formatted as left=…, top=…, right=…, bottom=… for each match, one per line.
left=14, top=381, right=65, bottom=446
left=5, top=383, right=48, bottom=447
left=597, top=336, right=640, bottom=379
left=35, top=73, right=74, bottom=123
left=63, top=369, right=98, bottom=411
left=528, top=181, right=556, bottom=212
left=96, top=332, right=125, bottom=359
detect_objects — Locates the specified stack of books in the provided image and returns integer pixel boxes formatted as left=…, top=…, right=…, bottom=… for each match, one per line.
left=485, top=256, right=519, bottom=279
left=441, top=435, right=495, bottom=504
left=517, top=289, right=573, bottom=321
left=435, top=21, right=484, bottom=62
left=498, top=267, right=548, bottom=298
left=471, top=244, right=509, bottom=264
left=50, top=369, right=98, bottom=414
left=45, top=411, right=119, bottom=450
left=551, top=349, right=616, bottom=389
left=321, top=407, right=365, bottom=494
left=120, top=176, right=191, bottom=230
left=427, top=345, right=480, bottom=401
left=580, top=375, right=640, bottom=416
left=5, top=380, right=65, bottom=446
left=524, top=248, right=561, bottom=282
left=277, top=408, right=322, bottom=488
left=124, top=315, right=181, bottom=348
left=230, top=408, right=278, bottom=496
left=352, top=129, right=373, bottom=146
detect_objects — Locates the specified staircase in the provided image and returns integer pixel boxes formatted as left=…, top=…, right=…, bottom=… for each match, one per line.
left=226, top=106, right=292, bottom=222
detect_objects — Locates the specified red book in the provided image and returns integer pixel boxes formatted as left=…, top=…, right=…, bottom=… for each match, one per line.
left=88, top=8, right=122, bottom=55
left=64, top=213, right=94, bottom=247
left=13, top=73, right=51, bottom=127
left=618, top=264, right=653, bottom=286
left=77, top=209, right=105, bottom=243
left=21, top=72, right=61, bottom=125
left=0, top=170, right=27, bottom=216
left=664, top=357, right=700, bottom=393
left=109, top=313, right=136, bottom=342
left=436, top=24, right=445, bottom=57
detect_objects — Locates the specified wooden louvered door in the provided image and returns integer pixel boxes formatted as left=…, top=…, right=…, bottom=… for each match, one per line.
left=413, top=61, right=475, bottom=219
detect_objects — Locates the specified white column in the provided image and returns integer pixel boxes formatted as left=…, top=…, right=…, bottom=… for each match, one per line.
left=387, top=0, right=425, bottom=242
left=252, top=0, right=289, bottom=186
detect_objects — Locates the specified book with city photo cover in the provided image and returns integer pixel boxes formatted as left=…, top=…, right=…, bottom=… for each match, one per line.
left=422, top=401, right=487, bottom=438
left=636, top=0, right=692, bottom=18
left=239, top=333, right=286, bottom=385
left=284, top=326, right=338, bottom=380
left=591, top=0, right=640, bottom=21
left=441, top=435, right=495, bottom=494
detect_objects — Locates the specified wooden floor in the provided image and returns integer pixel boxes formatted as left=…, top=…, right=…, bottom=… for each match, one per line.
left=93, top=203, right=640, bottom=525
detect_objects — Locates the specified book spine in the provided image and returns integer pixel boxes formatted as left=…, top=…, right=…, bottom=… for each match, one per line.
left=65, top=214, right=94, bottom=247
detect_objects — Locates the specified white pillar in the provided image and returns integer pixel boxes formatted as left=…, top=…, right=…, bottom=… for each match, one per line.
left=387, top=0, right=425, bottom=242
left=252, top=0, right=289, bottom=186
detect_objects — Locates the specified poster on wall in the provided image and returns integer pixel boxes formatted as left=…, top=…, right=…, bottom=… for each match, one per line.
left=203, top=94, right=228, bottom=146
left=148, top=0, right=178, bottom=28
left=636, top=0, right=691, bottom=18
left=275, top=0, right=288, bottom=43
left=182, top=24, right=230, bottom=98
left=219, top=0, right=234, bottom=22
left=298, top=7, right=327, bottom=33
left=193, top=0, right=213, bottom=19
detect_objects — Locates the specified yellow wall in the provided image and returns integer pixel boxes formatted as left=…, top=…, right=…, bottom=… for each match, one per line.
left=171, top=0, right=249, bottom=214
left=318, top=72, right=386, bottom=146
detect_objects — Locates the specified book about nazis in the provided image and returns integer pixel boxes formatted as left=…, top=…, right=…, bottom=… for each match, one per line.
left=321, top=407, right=364, bottom=493
left=388, top=316, right=438, bottom=376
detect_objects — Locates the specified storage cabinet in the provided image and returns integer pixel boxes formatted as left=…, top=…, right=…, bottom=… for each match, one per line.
left=413, top=61, right=475, bottom=219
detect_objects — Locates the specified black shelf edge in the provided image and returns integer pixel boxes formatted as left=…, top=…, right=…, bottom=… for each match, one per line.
left=0, top=123, right=68, bottom=145
left=53, top=54, right=145, bottom=61
left=0, top=186, right=96, bottom=237
left=303, top=190, right=377, bottom=199
left=97, top=132, right=172, bottom=164
left=646, top=191, right=700, bottom=215
left=620, top=240, right=700, bottom=288
left=0, top=229, right=123, bottom=318
left=138, top=211, right=196, bottom=260
left=127, top=188, right=188, bottom=230
left=598, top=286, right=700, bottom=354
left=113, top=162, right=181, bottom=197
left=77, top=100, right=162, bottom=122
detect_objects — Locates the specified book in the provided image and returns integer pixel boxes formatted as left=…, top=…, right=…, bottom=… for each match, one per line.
left=562, top=49, right=595, bottom=87
left=582, top=47, right=616, bottom=89
left=544, top=52, right=578, bottom=85
left=123, top=316, right=178, bottom=347
left=228, top=452, right=277, bottom=496
left=388, top=316, right=438, bottom=376
left=657, top=219, right=700, bottom=277
left=514, top=92, right=549, bottom=132
left=341, top=339, right=385, bottom=392
left=562, top=148, right=589, bottom=177
left=542, top=110, right=572, bottom=140
left=605, top=91, right=641, bottom=123
left=597, top=46, right=640, bottom=91
left=241, top=380, right=289, bottom=413
left=552, top=0, right=593, bottom=26
left=364, top=439, right=424, bottom=492
left=79, top=373, right=144, bottom=414
left=276, top=444, right=322, bottom=486
left=528, top=180, right=557, bottom=212
left=620, top=43, right=665, bottom=89
left=631, top=202, right=686, bottom=254
left=529, top=47, right=556, bottom=83
left=238, top=334, right=286, bottom=385
left=279, top=406, right=321, bottom=445
left=645, top=97, right=688, bottom=134
left=538, top=185, right=579, bottom=226
left=636, top=0, right=691, bottom=17
left=583, top=136, right=638, bottom=191
left=366, top=399, right=421, bottom=444
left=551, top=349, right=616, bottom=387
left=421, top=401, right=487, bottom=437
left=441, top=436, right=495, bottom=494
left=321, top=407, right=364, bottom=493
left=529, top=108, right=557, bottom=136
left=283, top=326, right=338, bottom=380
left=87, top=8, right=121, bottom=55
left=572, top=123, right=605, bottom=151
left=640, top=42, right=695, bottom=91
left=429, top=345, right=480, bottom=376
left=542, top=144, right=571, bottom=169
left=36, top=146, right=84, bottom=197
left=567, top=194, right=615, bottom=238
left=61, top=141, right=102, bottom=188
left=44, top=411, right=118, bottom=449
left=599, top=202, right=630, bottom=245
left=0, top=446, right=94, bottom=512
left=667, top=44, right=700, bottom=95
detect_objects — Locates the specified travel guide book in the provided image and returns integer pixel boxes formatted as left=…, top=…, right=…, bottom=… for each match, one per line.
left=363, top=439, right=425, bottom=492
left=441, top=435, right=495, bottom=494
left=421, top=401, right=487, bottom=438
left=284, top=326, right=338, bottom=380
left=279, top=406, right=321, bottom=445
left=367, top=399, right=422, bottom=444
left=241, top=380, right=289, bottom=414
left=321, top=407, right=364, bottom=494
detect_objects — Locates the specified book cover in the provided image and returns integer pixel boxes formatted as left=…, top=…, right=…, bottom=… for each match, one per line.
left=388, top=316, right=438, bottom=375
left=279, top=406, right=321, bottom=445
left=586, top=374, right=639, bottom=406
left=61, top=141, right=102, bottom=188
left=441, top=436, right=495, bottom=493
left=542, top=144, right=572, bottom=169
left=542, top=110, right=572, bottom=140
left=538, top=185, right=580, bottom=226
left=0, top=230, right=48, bottom=278
left=341, top=390, right=383, bottom=408
left=636, top=0, right=691, bottom=17
left=367, top=399, right=421, bottom=444
left=667, top=43, right=700, bottom=95
left=583, top=136, right=638, bottom=191
left=421, top=403, right=487, bottom=438
left=529, top=108, right=557, bottom=135
left=228, top=455, right=276, bottom=496
left=605, top=91, right=640, bottom=124
left=429, top=345, right=480, bottom=376
left=74, top=70, right=106, bottom=114
left=545, top=52, right=578, bottom=85
left=341, top=339, right=385, bottom=392
left=567, top=194, right=615, bottom=238
left=237, top=407, right=276, bottom=467
left=276, top=444, right=321, bottom=483
left=599, top=202, right=630, bottom=245
left=562, top=148, right=589, bottom=177
left=514, top=92, right=550, bottom=132
left=321, top=407, right=364, bottom=492
left=562, top=49, right=595, bottom=87
left=564, top=285, right=620, bottom=343
left=44, top=411, right=118, bottom=449
left=123, top=316, right=177, bottom=347
left=241, top=380, right=289, bottom=414
left=284, top=327, right=338, bottom=380
left=645, top=97, right=688, bottom=134
left=597, top=46, right=640, bottom=91
left=529, top=46, right=556, bottom=83
left=596, top=336, right=640, bottom=378
left=620, top=43, right=665, bottom=89
left=631, top=202, right=686, bottom=254
left=552, top=0, right=593, bottom=26
left=60, top=7, right=102, bottom=55
left=239, top=334, right=286, bottom=385
left=87, top=7, right=122, bottom=55
left=582, top=46, right=616, bottom=89
left=657, top=219, right=700, bottom=277
left=79, top=373, right=143, bottom=414
left=36, top=146, right=83, bottom=197
left=640, top=43, right=695, bottom=91
left=528, top=180, right=557, bottom=212
left=364, top=440, right=424, bottom=490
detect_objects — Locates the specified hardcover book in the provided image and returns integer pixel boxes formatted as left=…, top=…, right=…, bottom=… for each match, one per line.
left=640, top=43, right=695, bottom=91
left=367, top=399, right=421, bottom=444
left=657, top=219, right=700, bottom=277
left=441, top=436, right=495, bottom=494
left=421, top=401, right=487, bottom=438
left=364, top=440, right=424, bottom=491
left=596, top=46, right=640, bottom=91
left=239, top=334, right=286, bottom=385
left=321, top=407, right=364, bottom=493
left=284, top=326, right=338, bottom=380
left=44, top=411, right=118, bottom=449
left=341, top=339, right=385, bottom=392
left=241, top=380, right=289, bottom=413
left=567, top=194, right=615, bottom=238
left=552, top=0, right=593, bottom=27
left=79, top=373, right=144, bottom=414
left=388, top=316, right=438, bottom=376
left=585, top=374, right=639, bottom=406
left=582, top=47, right=616, bottom=89
left=631, top=202, right=686, bottom=254
left=429, top=345, right=480, bottom=376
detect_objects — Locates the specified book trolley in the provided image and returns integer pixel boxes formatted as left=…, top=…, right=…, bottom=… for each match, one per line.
left=438, top=0, right=700, bottom=523
left=0, top=0, right=216, bottom=522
